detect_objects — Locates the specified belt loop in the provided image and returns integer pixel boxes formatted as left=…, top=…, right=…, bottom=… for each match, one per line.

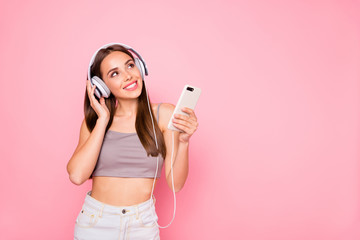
left=99, top=204, right=104, bottom=218
left=153, top=195, right=156, bottom=206
left=136, top=205, right=139, bottom=220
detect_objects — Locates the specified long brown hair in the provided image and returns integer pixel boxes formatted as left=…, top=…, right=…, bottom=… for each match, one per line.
left=84, top=44, right=166, bottom=159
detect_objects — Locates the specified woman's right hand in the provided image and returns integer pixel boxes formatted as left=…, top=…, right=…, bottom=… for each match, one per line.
left=86, top=79, right=110, bottom=122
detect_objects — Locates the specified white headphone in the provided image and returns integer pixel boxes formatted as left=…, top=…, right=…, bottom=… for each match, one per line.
left=88, top=43, right=176, bottom=228
left=87, top=42, right=148, bottom=99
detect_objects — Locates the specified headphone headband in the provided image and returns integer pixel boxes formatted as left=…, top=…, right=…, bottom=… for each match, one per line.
left=87, top=42, right=148, bottom=81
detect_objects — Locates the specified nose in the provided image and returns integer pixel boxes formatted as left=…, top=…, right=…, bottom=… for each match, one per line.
left=124, top=71, right=132, bottom=81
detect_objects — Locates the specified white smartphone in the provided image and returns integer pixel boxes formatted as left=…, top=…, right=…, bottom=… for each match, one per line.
left=167, top=84, right=202, bottom=132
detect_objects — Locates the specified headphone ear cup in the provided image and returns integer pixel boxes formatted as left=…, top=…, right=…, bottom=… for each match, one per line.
left=134, top=58, right=145, bottom=81
left=91, top=76, right=111, bottom=98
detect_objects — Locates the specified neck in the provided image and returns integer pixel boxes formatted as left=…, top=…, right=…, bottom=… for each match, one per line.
left=115, top=98, right=138, bottom=117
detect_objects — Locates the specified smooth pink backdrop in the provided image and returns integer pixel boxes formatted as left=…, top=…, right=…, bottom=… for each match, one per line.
left=0, top=0, right=359, bottom=239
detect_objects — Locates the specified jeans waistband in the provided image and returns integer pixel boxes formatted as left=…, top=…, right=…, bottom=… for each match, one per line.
left=84, top=190, right=156, bottom=217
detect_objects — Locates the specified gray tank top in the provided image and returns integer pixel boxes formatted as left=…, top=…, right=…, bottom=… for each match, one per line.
left=91, top=103, right=164, bottom=178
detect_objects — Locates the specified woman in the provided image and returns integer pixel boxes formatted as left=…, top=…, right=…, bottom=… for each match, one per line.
left=66, top=43, right=198, bottom=240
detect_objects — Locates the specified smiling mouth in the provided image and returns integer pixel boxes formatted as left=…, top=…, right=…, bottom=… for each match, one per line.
left=123, top=81, right=138, bottom=90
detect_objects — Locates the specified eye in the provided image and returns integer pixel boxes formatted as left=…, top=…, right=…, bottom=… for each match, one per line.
left=110, top=71, right=118, bottom=77
left=128, top=63, right=135, bottom=69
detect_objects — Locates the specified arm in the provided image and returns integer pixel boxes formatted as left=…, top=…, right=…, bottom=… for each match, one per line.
left=160, top=103, right=198, bottom=192
left=66, top=118, right=108, bottom=185
left=166, top=135, right=189, bottom=193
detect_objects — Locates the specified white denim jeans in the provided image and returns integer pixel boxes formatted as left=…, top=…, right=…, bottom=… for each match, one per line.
left=74, top=190, right=160, bottom=240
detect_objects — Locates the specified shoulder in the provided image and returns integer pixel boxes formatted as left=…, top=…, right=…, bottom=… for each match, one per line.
left=153, top=102, right=175, bottom=132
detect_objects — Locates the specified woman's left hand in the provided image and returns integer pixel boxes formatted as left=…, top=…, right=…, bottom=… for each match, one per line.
left=172, top=107, right=199, bottom=143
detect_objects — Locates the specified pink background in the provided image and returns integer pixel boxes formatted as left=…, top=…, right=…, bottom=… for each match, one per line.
left=1, top=0, right=359, bottom=239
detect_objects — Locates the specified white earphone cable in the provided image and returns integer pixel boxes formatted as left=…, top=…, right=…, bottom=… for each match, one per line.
left=145, top=81, right=176, bottom=228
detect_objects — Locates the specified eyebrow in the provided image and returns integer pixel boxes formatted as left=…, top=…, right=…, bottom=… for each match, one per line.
left=107, top=59, right=133, bottom=76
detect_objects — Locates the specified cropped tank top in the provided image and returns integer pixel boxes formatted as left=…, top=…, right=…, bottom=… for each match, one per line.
left=90, top=103, right=164, bottom=179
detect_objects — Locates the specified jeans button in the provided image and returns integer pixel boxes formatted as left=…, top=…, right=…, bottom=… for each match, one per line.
left=122, top=209, right=126, bottom=214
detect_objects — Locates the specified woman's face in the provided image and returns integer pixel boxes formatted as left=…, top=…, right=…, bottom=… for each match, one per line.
left=100, top=51, right=143, bottom=100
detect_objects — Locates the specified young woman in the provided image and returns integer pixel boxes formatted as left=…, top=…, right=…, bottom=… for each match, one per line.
left=67, top=43, right=198, bottom=239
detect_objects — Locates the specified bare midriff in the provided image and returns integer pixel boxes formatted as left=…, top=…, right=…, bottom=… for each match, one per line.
left=91, top=176, right=159, bottom=206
